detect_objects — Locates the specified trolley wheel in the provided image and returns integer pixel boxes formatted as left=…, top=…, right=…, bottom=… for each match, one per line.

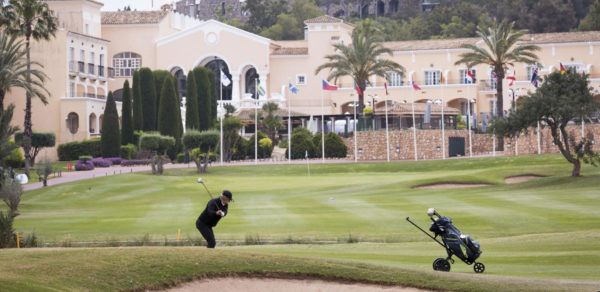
left=473, top=262, right=485, bottom=273
left=432, top=258, right=451, bottom=272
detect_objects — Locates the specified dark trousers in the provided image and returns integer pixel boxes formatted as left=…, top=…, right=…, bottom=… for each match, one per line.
left=196, top=219, right=216, bottom=248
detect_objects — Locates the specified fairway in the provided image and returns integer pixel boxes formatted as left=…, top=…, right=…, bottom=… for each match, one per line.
left=8, top=154, right=600, bottom=290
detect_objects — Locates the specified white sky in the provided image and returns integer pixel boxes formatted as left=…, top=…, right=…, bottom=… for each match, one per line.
left=98, top=0, right=174, bottom=11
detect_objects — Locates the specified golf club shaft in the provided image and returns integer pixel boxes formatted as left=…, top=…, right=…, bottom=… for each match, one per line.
left=200, top=182, right=222, bottom=211
left=405, top=217, right=446, bottom=248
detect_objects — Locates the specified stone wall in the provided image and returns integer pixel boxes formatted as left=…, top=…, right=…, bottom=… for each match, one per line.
left=343, top=124, right=600, bottom=161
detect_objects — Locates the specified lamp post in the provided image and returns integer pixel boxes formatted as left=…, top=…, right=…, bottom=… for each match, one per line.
left=434, top=98, right=445, bottom=159
left=350, top=96, right=358, bottom=163
left=384, top=99, right=390, bottom=162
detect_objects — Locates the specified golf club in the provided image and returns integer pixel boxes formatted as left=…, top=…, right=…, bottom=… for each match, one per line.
left=197, top=177, right=215, bottom=199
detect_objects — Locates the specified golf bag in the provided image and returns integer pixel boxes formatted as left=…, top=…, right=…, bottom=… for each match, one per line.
left=406, top=208, right=485, bottom=273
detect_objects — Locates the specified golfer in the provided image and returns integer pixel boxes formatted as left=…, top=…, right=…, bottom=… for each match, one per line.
left=196, top=190, right=232, bottom=248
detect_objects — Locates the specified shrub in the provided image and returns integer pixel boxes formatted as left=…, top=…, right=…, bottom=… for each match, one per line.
left=75, top=160, right=94, bottom=171
left=105, top=157, right=122, bottom=165
left=247, top=131, right=273, bottom=159
left=57, top=139, right=101, bottom=161
left=278, top=138, right=288, bottom=149
left=3, top=145, right=24, bottom=168
left=139, top=132, right=175, bottom=154
left=231, top=136, right=248, bottom=161
left=78, top=155, right=92, bottom=162
left=313, top=132, right=348, bottom=158
left=15, top=132, right=56, bottom=166
left=91, top=158, right=112, bottom=168
left=258, top=137, right=273, bottom=158
left=121, top=159, right=151, bottom=166
left=182, top=129, right=219, bottom=152
left=120, top=144, right=137, bottom=160
left=286, top=127, right=316, bottom=159
left=0, top=211, right=14, bottom=248
left=176, top=153, right=185, bottom=163
left=101, top=91, right=121, bottom=157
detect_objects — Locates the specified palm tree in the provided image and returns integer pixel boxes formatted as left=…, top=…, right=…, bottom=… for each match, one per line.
left=455, top=19, right=540, bottom=128
left=315, top=19, right=404, bottom=112
left=261, top=102, right=282, bottom=144
left=1, top=0, right=57, bottom=176
left=0, top=32, right=48, bottom=113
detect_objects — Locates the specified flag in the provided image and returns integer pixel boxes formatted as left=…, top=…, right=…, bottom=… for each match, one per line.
left=355, top=83, right=362, bottom=95
left=506, top=72, right=516, bottom=87
left=322, top=79, right=338, bottom=91
left=305, top=150, right=308, bottom=159
left=530, top=67, right=539, bottom=88
left=288, top=83, right=299, bottom=94
left=384, top=82, right=389, bottom=95
left=220, top=70, right=231, bottom=86
left=412, top=81, right=421, bottom=91
left=559, top=63, right=566, bottom=74
left=466, top=70, right=476, bottom=83
left=257, top=82, right=266, bottom=96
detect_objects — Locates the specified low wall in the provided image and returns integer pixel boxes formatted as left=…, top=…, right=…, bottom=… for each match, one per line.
left=343, top=124, right=600, bottom=161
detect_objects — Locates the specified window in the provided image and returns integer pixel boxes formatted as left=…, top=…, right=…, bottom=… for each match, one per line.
left=459, top=69, right=476, bottom=84
left=69, top=82, right=75, bottom=97
left=69, top=47, right=74, bottom=62
left=424, top=70, right=441, bottom=85
left=564, top=63, right=584, bottom=74
left=99, top=54, right=104, bottom=66
left=386, top=71, right=403, bottom=87
left=113, top=52, right=141, bottom=77
left=66, top=112, right=79, bottom=134
left=489, top=100, right=497, bottom=117
left=526, top=65, right=536, bottom=81
left=296, top=74, right=306, bottom=85
left=488, top=70, right=497, bottom=90
left=80, top=49, right=85, bottom=61
left=89, top=52, right=94, bottom=64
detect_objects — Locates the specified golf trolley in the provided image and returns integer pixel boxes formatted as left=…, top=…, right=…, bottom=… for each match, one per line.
left=406, top=208, right=485, bottom=273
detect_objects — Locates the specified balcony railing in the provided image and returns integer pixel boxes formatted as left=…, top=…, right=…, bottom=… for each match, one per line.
left=77, top=61, right=85, bottom=73
left=82, top=93, right=106, bottom=99
left=98, top=65, right=105, bottom=77
left=87, top=63, right=95, bottom=75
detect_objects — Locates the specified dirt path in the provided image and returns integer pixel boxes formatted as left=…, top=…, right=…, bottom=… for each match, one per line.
left=414, top=183, right=490, bottom=190
left=504, top=175, right=544, bottom=184
left=163, top=277, right=429, bottom=292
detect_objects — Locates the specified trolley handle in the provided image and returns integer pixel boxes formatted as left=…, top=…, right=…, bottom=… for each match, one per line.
left=406, top=217, right=446, bottom=248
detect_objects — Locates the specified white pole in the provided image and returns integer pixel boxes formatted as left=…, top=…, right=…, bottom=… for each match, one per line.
left=385, top=99, right=390, bottom=162
left=321, top=89, right=325, bottom=163
left=582, top=116, right=585, bottom=138
left=254, top=79, right=258, bottom=165
left=441, top=101, right=445, bottom=160
left=411, top=88, right=418, bottom=161
left=537, top=121, right=541, bottom=154
left=219, top=72, right=223, bottom=165
left=467, top=98, right=472, bottom=157
left=288, top=84, right=292, bottom=163
left=353, top=99, right=357, bottom=163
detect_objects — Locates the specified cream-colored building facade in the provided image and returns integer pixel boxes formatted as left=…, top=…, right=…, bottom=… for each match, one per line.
left=5, top=1, right=600, bottom=160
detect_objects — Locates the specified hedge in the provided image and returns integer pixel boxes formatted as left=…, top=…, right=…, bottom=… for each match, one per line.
left=58, top=140, right=101, bottom=161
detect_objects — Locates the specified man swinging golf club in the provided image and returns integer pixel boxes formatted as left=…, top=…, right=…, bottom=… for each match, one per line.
left=196, top=178, right=233, bottom=248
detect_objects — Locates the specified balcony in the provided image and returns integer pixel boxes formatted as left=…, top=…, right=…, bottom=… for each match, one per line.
left=77, top=61, right=85, bottom=74
left=107, top=67, right=115, bottom=78
left=88, top=63, right=96, bottom=80
left=83, top=93, right=106, bottom=99
left=68, top=61, right=77, bottom=76
left=98, top=65, right=105, bottom=78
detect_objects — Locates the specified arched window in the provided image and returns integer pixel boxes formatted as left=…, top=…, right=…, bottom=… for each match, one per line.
left=113, top=52, right=141, bottom=77
left=66, top=112, right=79, bottom=134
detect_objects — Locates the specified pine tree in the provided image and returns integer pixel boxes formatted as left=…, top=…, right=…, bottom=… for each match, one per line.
left=579, top=0, right=600, bottom=31
left=185, top=71, right=200, bottom=129
left=158, top=76, right=182, bottom=160
left=101, top=91, right=121, bottom=157
left=193, top=67, right=211, bottom=130
left=153, top=70, right=170, bottom=125
left=132, top=70, right=143, bottom=131
left=120, top=80, right=133, bottom=145
left=207, top=69, right=216, bottom=125
left=139, top=67, right=157, bottom=131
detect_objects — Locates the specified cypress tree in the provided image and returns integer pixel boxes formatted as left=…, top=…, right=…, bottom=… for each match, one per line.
left=153, top=70, right=170, bottom=124
left=139, top=67, right=157, bottom=131
left=120, top=80, right=134, bottom=145
left=193, top=67, right=211, bottom=130
left=207, top=69, right=217, bottom=125
left=185, top=71, right=200, bottom=130
left=101, top=91, right=121, bottom=157
left=132, top=70, right=143, bottom=131
left=158, top=76, right=182, bottom=160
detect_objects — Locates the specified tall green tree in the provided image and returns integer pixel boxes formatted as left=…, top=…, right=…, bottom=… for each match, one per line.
left=455, top=19, right=540, bottom=150
left=153, top=69, right=170, bottom=124
left=0, top=33, right=47, bottom=113
left=261, top=102, right=282, bottom=144
left=315, top=19, right=404, bottom=111
left=132, top=70, right=143, bottom=131
left=158, top=76, right=181, bottom=140
left=493, top=71, right=600, bottom=177
left=243, top=0, right=288, bottom=33
left=579, top=0, right=600, bottom=31
left=261, top=0, right=322, bottom=40
left=100, top=91, right=121, bottom=157
left=222, top=116, right=242, bottom=162
left=193, top=67, right=212, bottom=130
left=139, top=68, right=157, bottom=131
left=185, top=71, right=200, bottom=130
left=120, top=80, right=134, bottom=145
left=206, top=69, right=217, bottom=124
left=0, top=0, right=57, bottom=176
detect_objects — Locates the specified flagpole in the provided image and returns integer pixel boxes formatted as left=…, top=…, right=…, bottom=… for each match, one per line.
left=537, top=121, right=542, bottom=154
left=441, top=84, right=446, bottom=160
left=288, top=82, right=292, bottom=163
left=467, top=96, right=472, bottom=158
left=219, top=68, right=224, bottom=165
left=254, top=78, right=258, bottom=165
left=353, top=97, right=357, bottom=163
left=385, top=99, right=390, bottom=162
left=582, top=116, right=585, bottom=138
left=411, top=84, right=418, bottom=161
left=321, top=88, right=325, bottom=163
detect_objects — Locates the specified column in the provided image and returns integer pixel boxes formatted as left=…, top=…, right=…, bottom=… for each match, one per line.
left=231, top=74, right=240, bottom=108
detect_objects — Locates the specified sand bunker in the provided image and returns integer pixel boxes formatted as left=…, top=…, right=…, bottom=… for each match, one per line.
left=414, top=183, right=490, bottom=190
left=163, top=277, right=429, bottom=292
left=505, top=175, right=544, bottom=184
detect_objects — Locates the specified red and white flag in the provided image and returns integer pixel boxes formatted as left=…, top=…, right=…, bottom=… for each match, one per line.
left=384, top=82, right=389, bottom=95
left=506, top=71, right=516, bottom=87
left=466, top=70, right=476, bottom=83
left=412, top=81, right=421, bottom=91
left=321, top=79, right=338, bottom=91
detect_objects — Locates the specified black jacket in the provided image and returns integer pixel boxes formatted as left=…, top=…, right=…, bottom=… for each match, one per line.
left=198, top=198, right=228, bottom=227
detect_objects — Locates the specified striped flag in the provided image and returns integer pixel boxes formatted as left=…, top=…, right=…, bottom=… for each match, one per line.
left=412, top=81, right=421, bottom=91
left=257, top=83, right=266, bottom=96
left=559, top=63, right=566, bottom=74
left=530, top=67, right=539, bottom=88
left=466, top=70, right=476, bottom=83
left=288, top=83, right=299, bottom=94
left=322, top=79, right=338, bottom=91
